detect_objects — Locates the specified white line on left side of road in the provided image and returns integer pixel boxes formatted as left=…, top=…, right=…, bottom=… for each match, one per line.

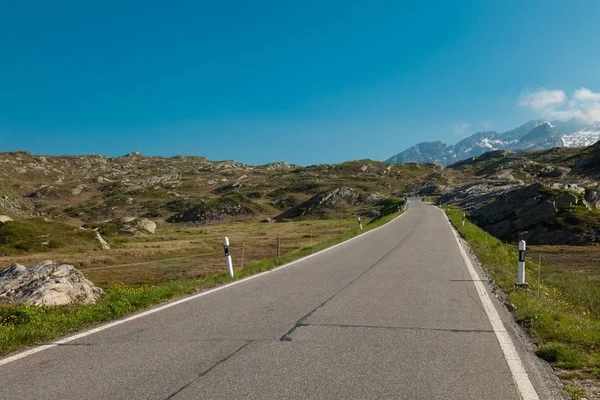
left=436, top=207, right=540, bottom=400
left=0, top=208, right=408, bottom=367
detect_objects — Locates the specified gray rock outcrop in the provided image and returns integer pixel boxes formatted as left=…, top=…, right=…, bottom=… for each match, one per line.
left=0, top=261, right=103, bottom=306
left=275, top=187, right=367, bottom=220
left=168, top=195, right=256, bottom=226
left=442, top=182, right=596, bottom=244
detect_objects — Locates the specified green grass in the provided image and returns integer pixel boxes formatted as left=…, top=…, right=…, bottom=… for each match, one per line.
left=0, top=219, right=98, bottom=255
left=445, top=208, right=600, bottom=373
left=0, top=210, right=403, bottom=356
left=564, top=385, right=588, bottom=400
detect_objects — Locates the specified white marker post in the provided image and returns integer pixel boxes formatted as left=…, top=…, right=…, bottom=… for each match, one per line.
left=223, top=237, right=234, bottom=278
left=516, top=240, right=528, bottom=288
left=357, top=216, right=363, bottom=231
left=462, top=213, right=466, bottom=226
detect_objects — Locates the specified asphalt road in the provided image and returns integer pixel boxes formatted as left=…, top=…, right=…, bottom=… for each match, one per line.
left=0, top=200, right=545, bottom=399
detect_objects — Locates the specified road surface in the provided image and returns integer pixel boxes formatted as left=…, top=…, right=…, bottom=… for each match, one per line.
left=0, top=201, right=546, bottom=399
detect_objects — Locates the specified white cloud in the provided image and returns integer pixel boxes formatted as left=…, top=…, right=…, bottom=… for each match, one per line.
left=518, top=87, right=600, bottom=124
left=482, top=121, right=493, bottom=131
left=518, top=89, right=566, bottom=111
left=453, top=121, right=470, bottom=136
left=573, top=88, right=600, bottom=102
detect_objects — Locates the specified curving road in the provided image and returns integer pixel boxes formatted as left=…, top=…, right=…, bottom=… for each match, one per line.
left=0, top=200, right=548, bottom=399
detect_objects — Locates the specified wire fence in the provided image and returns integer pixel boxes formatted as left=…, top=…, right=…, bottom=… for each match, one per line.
left=80, top=226, right=355, bottom=286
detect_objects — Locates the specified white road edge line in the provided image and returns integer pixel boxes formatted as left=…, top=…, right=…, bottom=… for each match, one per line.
left=436, top=207, right=539, bottom=400
left=0, top=205, right=409, bottom=367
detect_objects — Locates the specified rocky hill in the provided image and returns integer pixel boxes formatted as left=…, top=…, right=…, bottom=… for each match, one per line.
left=440, top=145, right=600, bottom=244
left=0, top=152, right=457, bottom=255
left=2, top=142, right=600, bottom=252
left=387, top=119, right=600, bottom=166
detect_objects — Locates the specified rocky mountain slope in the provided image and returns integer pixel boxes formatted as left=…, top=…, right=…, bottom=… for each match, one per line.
left=387, top=119, right=600, bottom=166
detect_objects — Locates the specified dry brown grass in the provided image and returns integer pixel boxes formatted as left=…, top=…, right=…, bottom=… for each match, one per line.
left=0, top=218, right=360, bottom=287
left=529, top=245, right=600, bottom=275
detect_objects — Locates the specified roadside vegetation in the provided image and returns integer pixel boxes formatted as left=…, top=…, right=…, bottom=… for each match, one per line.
left=0, top=210, right=402, bottom=356
left=446, top=208, right=600, bottom=398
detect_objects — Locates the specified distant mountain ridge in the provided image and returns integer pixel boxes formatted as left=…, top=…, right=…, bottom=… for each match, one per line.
left=386, top=119, right=600, bottom=166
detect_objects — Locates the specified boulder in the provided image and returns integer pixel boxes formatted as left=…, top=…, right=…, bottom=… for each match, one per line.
left=71, top=184, right=86, bottom=196
left=585, top=188, right=600, bottom=209
left=550, top=182, right=585, bottom=195
left=94, top=231, right=111, bottom=250
left=365, top=193, right=384, bottom=204
left=537, top=166, right=570, bottom=178
left=0, top=261, right=103, bottom=306
left=0, top=215, right=13, bottom=223
left=554, top=193, right=579, bottom=208
left=260, top=218, right=271, bottom=223
left=135, top=218, right=156, bottom=233
left=26, top=186, right=60, bottom=200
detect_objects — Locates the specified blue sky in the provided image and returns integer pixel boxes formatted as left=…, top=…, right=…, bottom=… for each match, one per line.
left=1, top=1, right=600, bottom=165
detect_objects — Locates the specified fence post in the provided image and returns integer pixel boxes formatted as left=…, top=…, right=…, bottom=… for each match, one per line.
left=240, top=240, right=245, bottom=269
left=223, top=237, right=234, bottom=278
left=516, top=240, right=528, bottom=288
left=277, top=236, right=281, bottom=260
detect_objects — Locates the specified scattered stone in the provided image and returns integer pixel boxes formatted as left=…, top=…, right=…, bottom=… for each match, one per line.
left=122, top=151, right=142, bottom=157
left=260, top=218, right=271, bottom=223
left=71, top=184, right=86, bottom=196
left=0, top=215, right=13, bottom=223
left=0, top=261, right=103, bottom=306
left=550, top=182, right=585, bottom=195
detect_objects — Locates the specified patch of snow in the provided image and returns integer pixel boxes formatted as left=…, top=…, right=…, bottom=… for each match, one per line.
left=478, top=138, right=506, bottom=149
left=541, top=121, right=554, bottom=128
left=561, top=130, right=600, bottom=147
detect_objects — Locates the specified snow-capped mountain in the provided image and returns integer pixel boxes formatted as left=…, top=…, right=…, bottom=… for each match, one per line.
left=386, top=119, right=600, bottom=166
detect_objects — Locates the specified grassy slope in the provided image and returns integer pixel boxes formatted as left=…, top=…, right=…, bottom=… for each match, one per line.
left=0, top=210, right=402, bottom=356
left=446, top=208, right=600, bottom=396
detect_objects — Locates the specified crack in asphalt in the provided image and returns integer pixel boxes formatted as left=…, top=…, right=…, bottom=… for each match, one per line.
left=164, top=341, right=252, bottom=399
left=280, top=215, right=422, bottom=342
left=304, top=322, right=495, bottom=334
